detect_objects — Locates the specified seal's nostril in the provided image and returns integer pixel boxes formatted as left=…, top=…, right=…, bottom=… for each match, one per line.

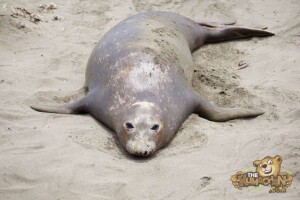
left=146, top=144, right=150, bottom=147
left=144, top=151, right=148, bottom=156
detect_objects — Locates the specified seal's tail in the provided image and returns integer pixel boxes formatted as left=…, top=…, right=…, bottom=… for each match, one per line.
left=203, top=25, right=274, bottom=44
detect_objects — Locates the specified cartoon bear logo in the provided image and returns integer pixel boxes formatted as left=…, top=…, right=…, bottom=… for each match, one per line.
left=253, top=155, right=282, bottom=177
left=231, top=155, right=293, bottom=193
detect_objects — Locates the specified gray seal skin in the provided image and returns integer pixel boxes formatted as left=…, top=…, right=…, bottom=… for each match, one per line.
left=31, top=11, right=274, bottom=156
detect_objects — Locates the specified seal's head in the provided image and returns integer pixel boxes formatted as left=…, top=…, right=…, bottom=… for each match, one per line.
left=118, top=101, right=164, bottom=157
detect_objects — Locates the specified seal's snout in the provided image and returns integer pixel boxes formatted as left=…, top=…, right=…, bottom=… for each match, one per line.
left=125, top=136, right=156, bottom=157
left=130, top=149, right=150, bottom=157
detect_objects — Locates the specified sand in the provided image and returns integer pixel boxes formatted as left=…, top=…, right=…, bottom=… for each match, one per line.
left=0, top=0, right=299, bottom=199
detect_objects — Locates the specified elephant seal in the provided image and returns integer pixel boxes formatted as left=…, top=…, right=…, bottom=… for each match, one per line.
left=31, top=11, right=274, bottom=156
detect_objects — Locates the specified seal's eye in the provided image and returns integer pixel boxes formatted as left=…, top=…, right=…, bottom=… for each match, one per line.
left=125, top=122, right=134, bottom=131
left=268, top=160, right=272, bottom=165
left=151, top=124, right=159, bottom=131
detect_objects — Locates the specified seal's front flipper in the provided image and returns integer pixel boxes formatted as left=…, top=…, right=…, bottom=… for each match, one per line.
left=193, top=93, right=264, bottom=122
left=57, top=87, right=87, bottom=103
left=204, top=26, right=274, bottom=44
left=30, top=96, right=88, bottom=114
left=30, top=87, right=89, bottom=114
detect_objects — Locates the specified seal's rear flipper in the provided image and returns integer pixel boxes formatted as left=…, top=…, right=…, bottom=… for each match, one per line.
left=31, top=96, right=88, bottom=114
left=204, top=26, right=274, bottom=44
left=193, top=93, right=264, bottom=122
left=198, top=21, right=236, bottom=28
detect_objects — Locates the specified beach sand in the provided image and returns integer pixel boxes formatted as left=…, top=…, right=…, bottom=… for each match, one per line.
left=0, top=0, right=299, bottom=199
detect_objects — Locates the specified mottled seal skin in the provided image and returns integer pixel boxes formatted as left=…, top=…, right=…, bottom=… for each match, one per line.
left=31, top=11, right=274, bottom=156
